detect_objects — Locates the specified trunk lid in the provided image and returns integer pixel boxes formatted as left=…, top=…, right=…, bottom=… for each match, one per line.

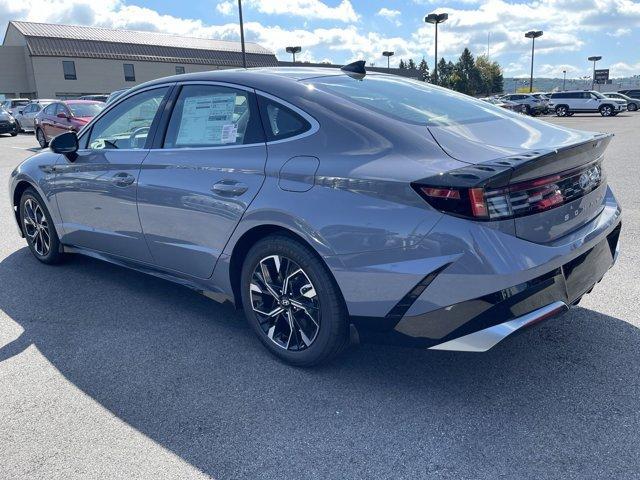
left=426, top=117, right=612, bottom=243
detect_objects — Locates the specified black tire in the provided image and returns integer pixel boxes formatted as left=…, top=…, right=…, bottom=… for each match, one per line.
left=525, top=105, right=531, bottom=115
left=241, top=234, right=349, bottom=367
left=14, top=120, right=22, bottom=133
left=19, top=188, right=65, bottom=264
left=628, top=103, right=638, bottom=112
left=599, top=105, right=613, bottom=117
left=555, top=105, right=568, bottom=117
left=36, top=127, right=48, bottom=148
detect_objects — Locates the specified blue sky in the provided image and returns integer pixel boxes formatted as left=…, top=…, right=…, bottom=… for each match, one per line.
left=1, top=0, right=639, bottom=78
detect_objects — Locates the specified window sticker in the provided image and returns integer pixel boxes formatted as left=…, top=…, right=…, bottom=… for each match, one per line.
left=176, top=94, right=238, bottom=145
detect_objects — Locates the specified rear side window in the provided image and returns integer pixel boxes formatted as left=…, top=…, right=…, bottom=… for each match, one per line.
left=306, top=75, right=515, bottom=126
left=257, top=96, right=311, bottom=141
left=43, top=103, right=57, bottom=115
left=164, top=85, right=264, bottom=148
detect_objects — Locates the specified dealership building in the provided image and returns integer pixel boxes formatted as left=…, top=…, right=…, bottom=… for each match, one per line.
left=0, top=21, right=279, bottom=100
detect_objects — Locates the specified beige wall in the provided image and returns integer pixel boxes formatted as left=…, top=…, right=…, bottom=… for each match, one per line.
left=0, top=46, right=31, bottom=98
left=31, top=57, right=228, bottom=98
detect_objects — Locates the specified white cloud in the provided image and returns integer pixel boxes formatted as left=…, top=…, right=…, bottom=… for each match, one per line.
left=1, top=0, right=640, bottom=75
left=377, top=8, right=401, bottom=26
left=609, top=61, right=640, bottom=77
left=216, top=1, right=234, bottom=16
left=245, top=0, right=359, bottom=22
left=607, top=27, right=631, bottom=37
left=377, top=8, right=400, bottom=19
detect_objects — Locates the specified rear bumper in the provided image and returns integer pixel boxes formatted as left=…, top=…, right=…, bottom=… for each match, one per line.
left=354, top=222, right=620, bottom=350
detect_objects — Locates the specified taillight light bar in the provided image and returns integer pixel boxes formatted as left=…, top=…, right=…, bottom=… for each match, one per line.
left=413, top=161, right=603, bottom=221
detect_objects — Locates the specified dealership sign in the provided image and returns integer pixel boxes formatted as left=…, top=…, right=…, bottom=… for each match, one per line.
left=594, top=69, right=610, bottom=84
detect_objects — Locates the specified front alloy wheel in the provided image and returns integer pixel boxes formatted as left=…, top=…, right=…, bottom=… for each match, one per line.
left=250, top=255, right=320, bottom=351
left=600, top=105, right=613, bottom=117
left=20, top=188, right=64, bottom=264
left=555, top=105, right=568, bottom=117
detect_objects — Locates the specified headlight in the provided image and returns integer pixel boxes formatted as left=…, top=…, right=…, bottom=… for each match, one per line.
left=8, top=117, right=15, bottom=123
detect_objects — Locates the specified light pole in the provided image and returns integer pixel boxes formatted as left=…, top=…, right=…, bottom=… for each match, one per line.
left=562, top=70, right=566, bottom=91
left=382, top=51, right=394, bottom=70
left=524, top=30, right=543, bottom=93
left=238, top=0, right=246, bottom=68
left=286, top=46, right=301, bottom=63
left=588, top=56, right=602, bottom=90
left=425, top=12, right=448, bottom=85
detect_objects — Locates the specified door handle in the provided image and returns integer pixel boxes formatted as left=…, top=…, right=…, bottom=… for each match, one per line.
left=212, top=180, right=248, bottom=196
left=111, top=172, right=136, bottom=187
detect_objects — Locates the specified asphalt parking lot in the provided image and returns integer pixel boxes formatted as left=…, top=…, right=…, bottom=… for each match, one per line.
left=0, top=113, right=639, bottom=480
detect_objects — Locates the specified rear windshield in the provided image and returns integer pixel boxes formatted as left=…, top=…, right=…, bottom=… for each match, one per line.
left=13, top=100, right=29, bottom=107
left=304, top=74, right=515, bottom=126
left=68, top=103, right=104, bottom=117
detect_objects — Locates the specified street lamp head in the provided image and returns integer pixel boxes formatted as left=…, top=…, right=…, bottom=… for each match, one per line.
left=588, top=56, right=602, bottom=62
left=382, top=51, right=394, bottom=57
left=286, top=46, right=302, bottom=54
left=425, top=12, right=448, bottom=24
left=525, top=30, right=543, bottom=39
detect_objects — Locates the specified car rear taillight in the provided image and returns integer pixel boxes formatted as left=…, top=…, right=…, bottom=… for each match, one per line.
left=413, top=161, right=604, bottom=221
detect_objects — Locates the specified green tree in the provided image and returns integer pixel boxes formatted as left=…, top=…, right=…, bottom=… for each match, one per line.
left=418, top=58, right=430, bottom=82
left=452, top=48, right=482, bottom=95
left=476, top=55, right=504, bottom=95
left=407, top=58, right=417, bottom=70
left=436, top=58, right=453, bottom=87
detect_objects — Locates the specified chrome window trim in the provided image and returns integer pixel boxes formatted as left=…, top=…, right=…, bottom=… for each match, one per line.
left=157, top=81, right=319, bottom=151
left=77, top=79, right=320, bottom=153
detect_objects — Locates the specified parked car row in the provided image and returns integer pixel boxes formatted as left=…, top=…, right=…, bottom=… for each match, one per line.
left=490, top=89, right=639, bottom=118
left=1, top=89, right=132, bottom=141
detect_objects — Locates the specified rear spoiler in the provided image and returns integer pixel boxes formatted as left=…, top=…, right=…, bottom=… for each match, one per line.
left=413, top=133, right=613, bottom=189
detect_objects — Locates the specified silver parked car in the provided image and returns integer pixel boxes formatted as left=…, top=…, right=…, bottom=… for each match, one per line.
left=12, top=99, right=56, bottom=132
left=603, top=92, right=639, bottom=112
left=1, top=98, right=30, bottom=117
left=500, top=93, right=546, bottom=115
left=8, top=65, right=622, bottom=366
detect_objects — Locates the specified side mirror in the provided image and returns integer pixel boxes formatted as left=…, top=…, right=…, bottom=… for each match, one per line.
left=50, top=132, right=79, bottom=160
left=18, top=109, right=24, bottom=115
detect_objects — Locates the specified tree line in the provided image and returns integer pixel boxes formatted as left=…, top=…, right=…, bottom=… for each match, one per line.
left=397, top=48, right=504, bottom=96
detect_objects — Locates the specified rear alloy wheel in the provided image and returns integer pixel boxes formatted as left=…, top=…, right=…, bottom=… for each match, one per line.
left=555, top=105, right=568, bottom=117
left=241, top=235, right=349, bottom=366
left=628, top=103, right=638, bottom=112
left=36, top=128, right=48, bottom=148
left=20, top=188, right=64, bottom=264
left=600, top=105, right=613, bottom=117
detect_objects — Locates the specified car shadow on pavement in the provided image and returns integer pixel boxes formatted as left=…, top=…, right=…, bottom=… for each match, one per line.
left=0, top=247, right=639, bottom=479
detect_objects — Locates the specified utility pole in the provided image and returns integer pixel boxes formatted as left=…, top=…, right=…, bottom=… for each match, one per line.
left=238, top=0, right=246, bottom=68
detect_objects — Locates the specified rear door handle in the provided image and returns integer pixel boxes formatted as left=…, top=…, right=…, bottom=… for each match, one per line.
left=212, top=180, right=248, bottom=196
left=112, top=172, right=136, bottom=187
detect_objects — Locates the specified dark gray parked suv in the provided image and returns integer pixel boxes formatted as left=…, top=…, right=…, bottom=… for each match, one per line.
left=8, top=66, right=622, bottom=365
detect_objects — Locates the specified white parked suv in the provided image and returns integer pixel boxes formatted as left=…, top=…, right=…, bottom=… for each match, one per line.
left=548, top=90, right=627, bottom=117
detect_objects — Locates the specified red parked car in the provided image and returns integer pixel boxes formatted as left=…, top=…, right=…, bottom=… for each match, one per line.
left=34, top=100, right=104, bottom=148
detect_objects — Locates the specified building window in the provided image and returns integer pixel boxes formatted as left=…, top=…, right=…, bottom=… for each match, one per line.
left=123, top=64, right=136, bottom=82
left=62, top=61, right=77, bottom=80
left=175, top=66, right=185, bottom=75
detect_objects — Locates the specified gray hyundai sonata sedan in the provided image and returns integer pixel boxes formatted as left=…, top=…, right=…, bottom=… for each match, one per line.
left=8, top=64, right=621, bottom=366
